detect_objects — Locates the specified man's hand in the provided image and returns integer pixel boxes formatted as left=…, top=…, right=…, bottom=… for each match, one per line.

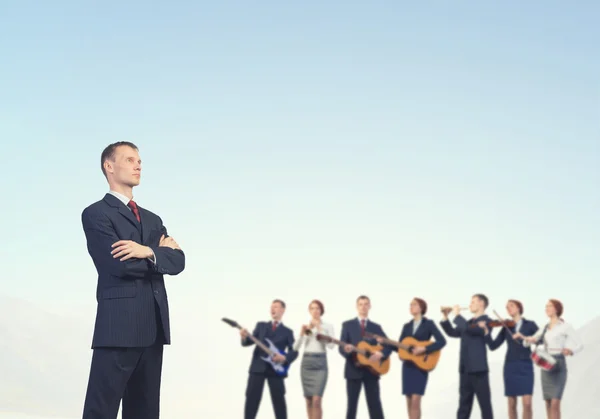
left=111, top=240, right=153, bottom=261
left=159, top=234, right=181, bottom=250
left=344, top=344, right=354, bottom=353
left=452, top=305, right=461, bottom=317
left=240, top=328, right=249, bottom=339
left=562, top=348, right=573, bottom=356
left=512, top=332, right=524, bottom=340
left=272, top=354, right=286, bottom=363
left=412, top=346, right=426, bottom=355
left=368, top=351, right=383, bottom=363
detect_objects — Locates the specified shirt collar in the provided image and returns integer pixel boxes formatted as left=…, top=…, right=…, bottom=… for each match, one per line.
left=109, top=190, right=132, bottom=207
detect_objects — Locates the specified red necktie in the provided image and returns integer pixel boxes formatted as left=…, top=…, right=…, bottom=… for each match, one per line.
left=360, top=319, right=366, bottom=336
left=272, top=321, right=278, bottom=331
left=127, top=200, right=141, bottom=222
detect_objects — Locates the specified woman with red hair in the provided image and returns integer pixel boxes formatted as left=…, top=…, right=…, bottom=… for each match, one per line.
left=293, top=299, right=335, bottom=419
left=488, top=300, right=539, bottom=419
left=396, top=298, right=447, bottom=419
left=519, top=299, right=583, bottom=419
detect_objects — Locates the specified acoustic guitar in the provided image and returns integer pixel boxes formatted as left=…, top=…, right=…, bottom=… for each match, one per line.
left=222, top=317, right=290, bottom=376
left=315, top=334, right=391, bottom=376
left=364, top=332, right=441, bottom=372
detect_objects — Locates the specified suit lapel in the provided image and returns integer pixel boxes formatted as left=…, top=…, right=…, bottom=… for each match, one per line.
left=103, top=193, right=142, bottom=234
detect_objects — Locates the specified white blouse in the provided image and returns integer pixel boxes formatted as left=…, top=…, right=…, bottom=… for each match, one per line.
left=293, top=321, right=335, bottom=353
left=524, top=321, right=584, bottom=355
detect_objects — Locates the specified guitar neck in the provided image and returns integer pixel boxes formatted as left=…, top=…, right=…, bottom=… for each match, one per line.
left=365, top=334, right=410, bottom=351
left=317, top=334, right=370, bottom=356
left=242, top=329, right=274, bottom=356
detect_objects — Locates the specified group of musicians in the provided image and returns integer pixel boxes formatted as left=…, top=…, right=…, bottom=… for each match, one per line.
left=236, top=294, right=584, bottom=419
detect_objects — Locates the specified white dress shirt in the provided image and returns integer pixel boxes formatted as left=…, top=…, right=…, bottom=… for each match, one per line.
left=109, top=190, right=156, bottom=264
left=293, top=321, right=335, bottom=353
left=524, top=321, right=584, bottom=355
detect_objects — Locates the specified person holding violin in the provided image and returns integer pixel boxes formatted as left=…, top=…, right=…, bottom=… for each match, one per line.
left=519, top=299, right=583, bottom=419
left=398, top=298, right=446, bottom=419
left=440, top=294, right=494, bottom=419
left=293, top=299, right=335, bottom=419
left=487, top=300, right=539, bottom=419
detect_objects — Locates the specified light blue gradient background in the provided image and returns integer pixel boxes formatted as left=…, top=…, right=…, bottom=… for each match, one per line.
left=1, top=1, right=598, bottom=418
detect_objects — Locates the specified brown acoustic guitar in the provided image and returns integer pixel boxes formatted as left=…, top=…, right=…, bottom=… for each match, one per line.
left=315, top=334, right=391, bottom=376
left=364, top=332, right=441, bottom=372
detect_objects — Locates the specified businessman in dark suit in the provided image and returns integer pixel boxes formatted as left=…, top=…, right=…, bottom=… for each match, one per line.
left=240, top=299, right=298, bottom=419
left=440, top=294, right=494, bottom=419
left=81, top=142, right=185, bottom=419
left=339, top=295, right=393, bottom=419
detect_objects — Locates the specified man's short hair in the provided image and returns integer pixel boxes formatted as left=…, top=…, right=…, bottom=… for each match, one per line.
left=272, top=299, right=286, bottom=309
left=356, top=295, right=370, bottom=303
left=473, top=293, right=489, bottom=308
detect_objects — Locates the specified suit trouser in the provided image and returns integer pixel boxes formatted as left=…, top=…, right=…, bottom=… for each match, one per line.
left=346, top=377, right=385, bottom=419
left=82, top=304, right=165, bottom=419
left=457, top=372, right=493, bottom=419
left=244, top=372, right=287, bottom=419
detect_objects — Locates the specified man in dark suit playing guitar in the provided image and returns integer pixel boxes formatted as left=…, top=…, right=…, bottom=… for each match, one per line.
left=240, top=299, right=298, bottom=419
left=339, top=295, right=393, bottom=419
left=440, top=294, right=494, bottom=419
left=81, top=142, right=186, bottom=418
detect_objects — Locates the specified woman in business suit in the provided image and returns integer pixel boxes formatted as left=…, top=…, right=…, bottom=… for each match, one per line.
left=399, top=298, right=447, bottom=419
left=520, top=299, right=583, bottom=419
left=293, top=299, right=335, bottom=419
left=488, top=299, right=539, bottom=419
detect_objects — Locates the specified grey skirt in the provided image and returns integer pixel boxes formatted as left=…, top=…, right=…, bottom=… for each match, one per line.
left=301, top=353, right=328, bottom=397
left=541, top=355, right=567, bottom=400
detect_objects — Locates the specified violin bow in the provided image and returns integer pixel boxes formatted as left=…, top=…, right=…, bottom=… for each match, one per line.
left=492, top=309, right=517, bottom=338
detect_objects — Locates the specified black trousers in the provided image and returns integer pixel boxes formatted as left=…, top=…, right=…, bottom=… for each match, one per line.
left=346, top=377, right=385, bottom=419
left=82, top=305, right=165, bottom=419
left=457, top=372, right=493, bottom=419
left=244, top=372, right=287, bottom=419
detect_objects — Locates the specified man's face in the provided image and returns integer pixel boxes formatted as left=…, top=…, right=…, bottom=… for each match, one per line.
left=469, top=296, right=481, bottom=313
left=356, top=298, right=371, bottom=317
left=271, top=302, right=285, bottom=320
left=105, top=145, right=141, bottom=188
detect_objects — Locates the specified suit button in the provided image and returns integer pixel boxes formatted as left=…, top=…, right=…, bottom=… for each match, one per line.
left=154, top=290, right=159, bottom=295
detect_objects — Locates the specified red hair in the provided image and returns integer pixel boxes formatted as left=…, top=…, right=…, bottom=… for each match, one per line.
left=413, top=298, right=428, bottom=315
left=549, top=299, right=564, bottom=318
left=508, top=299, right=523, bottom=315
left=309, top=299, right=325, bottom=315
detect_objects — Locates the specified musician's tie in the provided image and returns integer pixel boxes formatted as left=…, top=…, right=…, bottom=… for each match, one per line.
left=272, top=321, right=278, bottom=331
left=127, top=200, right=141, bottom=222
left=360, top=319, right=366, bottom=336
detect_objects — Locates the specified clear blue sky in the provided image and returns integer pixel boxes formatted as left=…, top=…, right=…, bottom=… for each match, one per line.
left=1, top=1, right=598, bottom=323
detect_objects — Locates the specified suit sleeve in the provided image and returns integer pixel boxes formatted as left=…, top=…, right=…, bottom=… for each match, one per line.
left=285, top=330, right=299, bottom=364
left=149, top=222, right=185, bottom=276
left=487, top=327, right=506, bottom=351
left=425, top=320, right=447, bottom=353
left=455, top=316, right=484, bottom=336
left=376, top=325, right=393, bottom=358
left=440, top=319, right=461, bottom=338
left=242, top=323, right=260, bottom=347
left=82, top=208, right=152, bottom=278
left=339, top=323, right=350, bottom=359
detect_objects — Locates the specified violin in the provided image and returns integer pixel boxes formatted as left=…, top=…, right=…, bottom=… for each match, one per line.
left=488, top=319, right=516, bottom=328
left=469, top=319, right=516, bottom=328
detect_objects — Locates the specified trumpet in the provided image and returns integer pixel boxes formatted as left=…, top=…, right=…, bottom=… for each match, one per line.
left=440, top=306, right=469, bottom=313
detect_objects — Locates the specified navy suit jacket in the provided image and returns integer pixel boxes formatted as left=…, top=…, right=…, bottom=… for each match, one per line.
left=82, top=193, right=185, bottom=348
left=242, top=321, right=298, bottom=378
left=339, top=318, right=393, bottom=380
left=488, top=318, right=539, bottom=362
left=399, top=317, right=447, bottom=355
left=440, top=314, right=493, bottom=374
